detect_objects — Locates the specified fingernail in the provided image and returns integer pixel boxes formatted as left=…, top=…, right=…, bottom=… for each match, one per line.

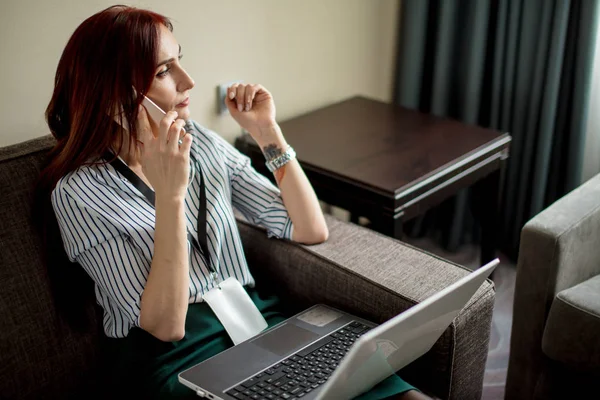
left=245, top=104, right=250, bottom=111
left=138, top=105, right=143, bottom=113
left=238, top=103, right=243, bottom=112
left=229, top=91, right=235, bottom=99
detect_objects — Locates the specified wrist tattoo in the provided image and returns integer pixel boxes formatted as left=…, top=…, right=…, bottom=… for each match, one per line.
left=263, top=144, right=283, bottom=161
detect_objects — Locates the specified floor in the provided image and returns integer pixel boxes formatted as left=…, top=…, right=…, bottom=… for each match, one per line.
left=402, top=236, right=516, bottom=400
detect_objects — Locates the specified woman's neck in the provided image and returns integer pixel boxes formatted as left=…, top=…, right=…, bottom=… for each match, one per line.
left=115, top=133, right=141, bottom=167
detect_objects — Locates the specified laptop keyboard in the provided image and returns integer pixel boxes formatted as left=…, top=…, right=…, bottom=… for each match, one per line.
left=224, top=321, right=373, bottom=400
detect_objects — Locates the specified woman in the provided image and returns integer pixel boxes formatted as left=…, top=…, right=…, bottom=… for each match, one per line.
left=39, top=5, right=428, bottom=400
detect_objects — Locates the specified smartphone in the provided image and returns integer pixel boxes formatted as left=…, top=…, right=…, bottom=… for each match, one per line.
left=141, top=95, right=166, bottom=127
left=114, top=94, right=165, bottom=131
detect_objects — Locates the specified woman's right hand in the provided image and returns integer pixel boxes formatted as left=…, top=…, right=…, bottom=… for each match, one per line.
left=137, top=107, right=193, bottom=202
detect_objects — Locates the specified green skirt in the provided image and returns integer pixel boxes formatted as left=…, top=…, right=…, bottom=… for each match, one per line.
left=107, top=287, right=415, bottom=399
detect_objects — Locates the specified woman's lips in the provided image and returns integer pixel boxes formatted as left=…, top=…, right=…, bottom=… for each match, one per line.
left=176, top=97, right=189, bottom=107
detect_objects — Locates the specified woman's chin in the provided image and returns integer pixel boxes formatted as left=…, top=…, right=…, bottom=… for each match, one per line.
left=176, top=107, right=190, bottom=120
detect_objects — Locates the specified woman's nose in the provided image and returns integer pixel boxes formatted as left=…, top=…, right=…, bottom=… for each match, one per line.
left=178, top=69, right=195, bottom=92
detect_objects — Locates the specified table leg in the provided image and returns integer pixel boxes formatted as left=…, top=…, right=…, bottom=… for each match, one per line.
left=374, top=212, right=404, bottom=240
left=474, top=166, right=503, bottom=265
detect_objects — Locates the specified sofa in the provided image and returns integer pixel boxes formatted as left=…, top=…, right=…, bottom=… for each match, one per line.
left=0, top=135, right=495, bottom=400
left=506, top=173, right=600, bottom=399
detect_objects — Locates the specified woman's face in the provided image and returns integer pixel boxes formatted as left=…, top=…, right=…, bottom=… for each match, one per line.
left=146, top=25, right=195, bottom=120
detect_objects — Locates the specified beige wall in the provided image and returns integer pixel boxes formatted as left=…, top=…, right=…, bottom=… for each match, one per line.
left=0, top=0, right=400, bottom=146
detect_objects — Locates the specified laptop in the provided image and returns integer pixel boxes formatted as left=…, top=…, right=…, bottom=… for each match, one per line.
left=178, top=258, right=499, bottom=399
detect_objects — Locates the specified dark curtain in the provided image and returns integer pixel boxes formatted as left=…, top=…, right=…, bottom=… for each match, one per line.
left=395, top=0, right=599, bottom=260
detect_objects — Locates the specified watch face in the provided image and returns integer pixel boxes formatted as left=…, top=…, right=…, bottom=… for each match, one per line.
left=267, top=147, right=295, bottom=172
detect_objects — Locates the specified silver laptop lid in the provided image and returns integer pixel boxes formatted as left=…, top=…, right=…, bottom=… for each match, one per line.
left=316, top=259, right=499, bottom=399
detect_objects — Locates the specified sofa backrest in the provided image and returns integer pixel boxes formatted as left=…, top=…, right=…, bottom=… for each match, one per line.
left=0, top=135, right=106, bottom=400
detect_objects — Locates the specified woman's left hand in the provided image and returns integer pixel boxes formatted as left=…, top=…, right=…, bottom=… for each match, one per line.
left=226, top=83, right=276, bottom=134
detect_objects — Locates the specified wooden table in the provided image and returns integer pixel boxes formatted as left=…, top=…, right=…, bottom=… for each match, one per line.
left=235, top=96, right=511, bottom=265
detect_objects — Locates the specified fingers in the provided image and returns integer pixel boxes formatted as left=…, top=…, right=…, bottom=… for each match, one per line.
left=245, top=84, right=260, bottom=111
left=228, top=83, right=261, bottom=112
left=167, top=119, right=187, bottom=152
left=158, top=110, right=179, bottom=147
left=235, top=84, right=246, bottom=112
left=180, top=131, right=193, bottom=155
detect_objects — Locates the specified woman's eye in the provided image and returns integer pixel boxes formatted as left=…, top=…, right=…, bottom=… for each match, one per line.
left=156, top=67, right=170, bottom=77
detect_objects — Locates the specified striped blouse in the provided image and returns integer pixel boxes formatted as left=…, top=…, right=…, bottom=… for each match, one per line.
left=52, top=120, right=294, bottom=338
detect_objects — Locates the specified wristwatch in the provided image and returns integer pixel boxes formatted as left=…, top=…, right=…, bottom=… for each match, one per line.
left=265, top=146, right=296, bottom=172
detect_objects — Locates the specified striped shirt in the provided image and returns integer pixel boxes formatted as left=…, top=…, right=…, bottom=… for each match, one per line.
left=52, top=120, right=294, bottom=338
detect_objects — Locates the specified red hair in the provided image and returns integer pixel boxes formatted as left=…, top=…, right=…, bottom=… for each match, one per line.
left=33, top=5, right=172, bottom=327
left=40, top=5, right=172, bottom=194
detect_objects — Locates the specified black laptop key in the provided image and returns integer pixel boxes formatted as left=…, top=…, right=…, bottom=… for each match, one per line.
left=281, top=359, right=291, bottom=365
left=308, top=376, right=319, bottom=384
left=290, top=355, right=301, bottom=362
left=257, top=382, right=267, bottom=388
left=280, top=394, right=291, bottom=399
left=249, top=394, right=260, bottom=400
left=266, top=371, right=285, bottom=384
left=242, top=378, right=258, bottom=388
left=250, top=385, right=261, bottom=392
left=258, top=389, right=268, bottom=396
left=289, top=387, right=302, bottom=395
left=296, top=392, right=306, bottom=398
left=297, top=335, right=334, bottom=357
left=233, top=392, right=247, bottom=400
left=265, top=368, right=277, bottom=375
left=300, top=381, right=311, bottom=388
left=266, top=394, right=276, bottom=400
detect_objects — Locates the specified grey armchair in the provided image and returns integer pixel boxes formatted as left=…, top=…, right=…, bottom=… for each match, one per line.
left=506, top=173, right=600, bottom=399
left=0, top=136, right=495, bottom=400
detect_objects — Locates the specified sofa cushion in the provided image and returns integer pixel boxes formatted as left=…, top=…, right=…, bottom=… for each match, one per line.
left=0, top=136, right=107, bottom=400
left=542, top=274, right=600, bottom=370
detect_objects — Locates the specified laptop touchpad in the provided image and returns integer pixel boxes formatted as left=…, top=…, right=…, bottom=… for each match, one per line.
left=252, top=323, right=319, bottom=356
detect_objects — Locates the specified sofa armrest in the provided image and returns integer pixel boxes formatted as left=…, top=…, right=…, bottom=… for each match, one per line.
left=237, top=214, right=495, bottom=400
left=507, top=173, right=600, bottom=400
